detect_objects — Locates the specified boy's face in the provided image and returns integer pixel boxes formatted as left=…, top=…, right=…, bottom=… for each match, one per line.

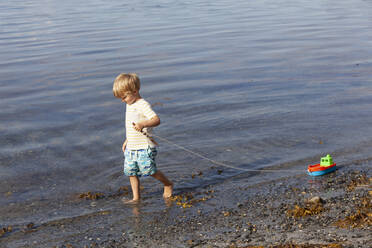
left=121, top=92, right=137, bottom=105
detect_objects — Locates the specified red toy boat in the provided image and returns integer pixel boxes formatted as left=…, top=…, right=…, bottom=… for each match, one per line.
left=307, top=154, right=337, bottom=176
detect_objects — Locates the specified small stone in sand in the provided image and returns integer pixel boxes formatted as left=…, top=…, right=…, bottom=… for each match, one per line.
left=308, top=196, right=324, bottom=204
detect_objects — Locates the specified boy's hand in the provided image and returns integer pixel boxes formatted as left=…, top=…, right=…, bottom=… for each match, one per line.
left=132, top=122, right=144, bottom=132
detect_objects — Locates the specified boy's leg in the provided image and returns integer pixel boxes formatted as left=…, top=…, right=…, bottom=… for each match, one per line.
left=128, top=176, right=140, bottom=202
left=123, top=149, right=141, bottom=203
left=151, top=171, right=173, bottom=198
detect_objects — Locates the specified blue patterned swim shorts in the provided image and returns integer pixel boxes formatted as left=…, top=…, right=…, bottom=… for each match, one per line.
left=124, top=147, right=157, bottom=177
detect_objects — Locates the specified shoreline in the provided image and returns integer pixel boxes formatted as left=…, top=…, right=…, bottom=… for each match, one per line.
left=102, top=167, right=371, bottom=248
left=1, top=166, right=371, bottom=248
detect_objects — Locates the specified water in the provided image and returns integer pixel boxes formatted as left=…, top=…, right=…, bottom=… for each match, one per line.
left=1, top=0, right=372, bottom=246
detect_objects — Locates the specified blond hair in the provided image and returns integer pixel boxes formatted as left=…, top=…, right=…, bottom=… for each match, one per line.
left=113, top=73, right=141, bottom=98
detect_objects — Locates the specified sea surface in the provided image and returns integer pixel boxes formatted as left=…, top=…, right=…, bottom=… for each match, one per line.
left=1, top=0, right=372, bottom=246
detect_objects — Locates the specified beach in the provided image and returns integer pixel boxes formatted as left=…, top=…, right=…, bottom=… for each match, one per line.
left=1, top=0, right=372, bottom=247
left=1, top=164, right=371, bottom=247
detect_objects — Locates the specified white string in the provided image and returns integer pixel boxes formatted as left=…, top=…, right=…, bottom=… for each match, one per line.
left=144, top=132, right=305, bottom=174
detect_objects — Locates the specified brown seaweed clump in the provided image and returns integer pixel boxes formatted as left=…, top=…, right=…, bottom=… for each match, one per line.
left=335, top=196, right=372, bottom=228
left=346, top=174, right=370, bottom=191
left=22, top=222, right=37, bottom=233
left=78, top=192, right=105, bottom=200
left=0, top=226, right=12, bottom=237
left=170, top=190, right=214, bottom=208
left=78, top=186, right=133, bottom=200
left=171, top=192, right=194, bottom=208
left=286, top=201, right=325, bottom=218
left=336, top=174, right=372, bottom=228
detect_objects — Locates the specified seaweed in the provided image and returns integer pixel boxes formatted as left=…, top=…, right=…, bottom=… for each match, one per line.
left=170, top=190, right=214, bottom=208
left=23, top=222, right=37, bottom=233
left=78, top=192, right=105, bottom=200
left=286, top=201, right=325, bottom=218
left=77, top=186, right=134, bottom=200
left=335, top=196, right=371, bottom=228
left=333, top=175, right=372, bottom=228
left=0, top=226, right=12, bottom=237
left=346, top=174, right=371, bottom=191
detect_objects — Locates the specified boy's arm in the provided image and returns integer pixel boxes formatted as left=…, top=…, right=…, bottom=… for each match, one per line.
left=122, top=139, right=127, bottom=153
left=133, top=115, right=160, bottom=132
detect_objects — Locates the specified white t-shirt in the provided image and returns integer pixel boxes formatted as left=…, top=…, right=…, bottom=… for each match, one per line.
left=125, top=98, right=157, bottom=150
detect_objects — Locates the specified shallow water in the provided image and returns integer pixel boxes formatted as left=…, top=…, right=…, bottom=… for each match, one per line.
left=1, top=0, right=372, bottom=246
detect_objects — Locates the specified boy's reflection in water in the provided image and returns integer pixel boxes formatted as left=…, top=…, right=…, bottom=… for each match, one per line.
left=124, top=197, right=174, bottom=219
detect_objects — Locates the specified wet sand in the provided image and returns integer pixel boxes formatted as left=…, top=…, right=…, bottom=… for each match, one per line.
left=1, top=165, right=371, bottom=248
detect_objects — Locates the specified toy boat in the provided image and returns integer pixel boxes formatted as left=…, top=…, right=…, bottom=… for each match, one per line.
left=308, top=154, right=336, bottom=176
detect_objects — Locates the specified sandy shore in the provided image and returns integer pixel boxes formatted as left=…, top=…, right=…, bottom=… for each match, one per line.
left=94, top=167, right=370, bottom=247
left=1, top=166, right=371, bottom=248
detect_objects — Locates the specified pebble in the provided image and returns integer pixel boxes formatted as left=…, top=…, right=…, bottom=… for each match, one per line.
left=308, top=196, right=324, bottom=204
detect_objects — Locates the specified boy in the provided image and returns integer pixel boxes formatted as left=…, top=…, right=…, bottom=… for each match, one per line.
left=113, top=73, right=173, bottom=204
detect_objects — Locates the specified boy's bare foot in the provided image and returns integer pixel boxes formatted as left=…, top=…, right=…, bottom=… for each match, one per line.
left=163, top=183, right=173, bottom=198
left=121, top=198, right=140, bottom=204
